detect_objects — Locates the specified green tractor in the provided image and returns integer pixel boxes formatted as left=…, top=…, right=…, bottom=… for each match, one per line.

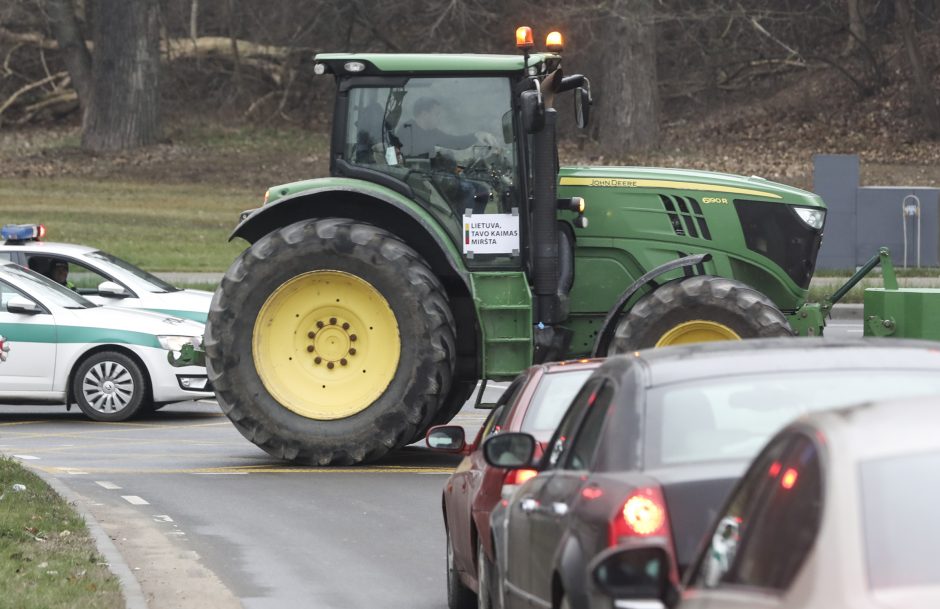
left=201, top=31, right=836, bottom=465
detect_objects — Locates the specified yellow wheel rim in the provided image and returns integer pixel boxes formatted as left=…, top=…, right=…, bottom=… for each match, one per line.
left=655, top=320, right=741, bottom=347
left=252, top=270, right=400, bottom=420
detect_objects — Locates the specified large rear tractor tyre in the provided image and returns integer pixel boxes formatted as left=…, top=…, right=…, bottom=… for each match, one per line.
left=611, top=276, right=792, bottom=352
left=206, top=218, right=456, bottom=465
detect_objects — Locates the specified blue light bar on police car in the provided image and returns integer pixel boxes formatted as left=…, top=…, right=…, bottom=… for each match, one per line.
left=1, top=224, right=45, bottom=242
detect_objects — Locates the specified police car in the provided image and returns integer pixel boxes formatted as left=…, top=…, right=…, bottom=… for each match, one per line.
left=0, top=262, right=211, bottom=421
left=0, top=224, right=212, bottom=322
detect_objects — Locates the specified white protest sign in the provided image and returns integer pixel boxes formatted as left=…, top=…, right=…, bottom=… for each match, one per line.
left=462, top=213, right=520, bottom=256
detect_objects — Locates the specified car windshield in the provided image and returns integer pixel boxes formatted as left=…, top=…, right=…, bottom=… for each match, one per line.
left=521, top=369, right=595, bottom=436
left=644, top=370, right=940, bottom=468
left=84, top=251, right=179, bottom=293
left=861, top=450, right=940, bottom=590
left=1, top=263, right=96, bottom=309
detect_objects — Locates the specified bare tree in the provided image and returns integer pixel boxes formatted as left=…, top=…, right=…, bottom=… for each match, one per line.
left=588, top=0, right=660, bottom=155
left=845, top=0, right=867, bottom=52
left=44, top=0, right=92, bottom=106
left=81, top=0, right=161, bottom=151
left=895, top=0, right=940, bottom=137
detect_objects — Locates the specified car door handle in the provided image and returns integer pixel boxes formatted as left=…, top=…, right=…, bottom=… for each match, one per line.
left=520, top=497, right=538, bottom=513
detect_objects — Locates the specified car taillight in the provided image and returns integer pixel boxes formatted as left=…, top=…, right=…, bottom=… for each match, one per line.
left=608, top=487, right=668, bottom=546
left=501, top=468, right=538, bottom=500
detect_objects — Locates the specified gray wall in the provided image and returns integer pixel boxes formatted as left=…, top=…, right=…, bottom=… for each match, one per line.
left=814, top=154, right=940, bottom=269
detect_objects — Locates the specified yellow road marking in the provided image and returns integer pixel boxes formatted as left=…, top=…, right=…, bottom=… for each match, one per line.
left=36, top=465, right=455, bottom=475
left=558, top=176, right=782, bottom=199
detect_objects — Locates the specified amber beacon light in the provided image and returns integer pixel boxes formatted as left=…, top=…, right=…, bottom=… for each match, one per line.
left=546, top=31, right=564, bottom=52
left=515, top=26, right=534, bottom=49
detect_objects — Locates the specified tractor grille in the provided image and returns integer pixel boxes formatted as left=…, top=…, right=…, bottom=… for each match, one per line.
left=660, top=195, right=712, bottom=240
left=734, top=200, right=823, bottom=289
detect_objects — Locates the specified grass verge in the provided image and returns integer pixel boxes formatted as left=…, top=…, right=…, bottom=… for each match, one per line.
left=0, top=457, right=123, bottom=608
left=0, top=178, right=254, bottom=272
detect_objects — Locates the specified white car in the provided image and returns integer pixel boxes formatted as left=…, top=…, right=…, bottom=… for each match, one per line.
left=0, top=224, right=212, bottom=322
left=0, top=262, right=212, bottom=421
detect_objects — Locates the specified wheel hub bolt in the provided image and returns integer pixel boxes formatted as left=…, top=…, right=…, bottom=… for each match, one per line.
left=314, top=357, right=322, bottom=365
left=329, top=317, right=337, bottom=325
left=342, top=322, right=350, bottom=330
left=317, top=321, right=325, bottom=328
left=340, top=358, right=348, bottom=366
left=349, top=348, right=357, bottom=356
left=327, top=362, right=335, bottom=370
left=307, top=345, right=314, bottom=352
left=308, top=331, right=316, bottom=339
left=350, top=334, right=357, bottom=342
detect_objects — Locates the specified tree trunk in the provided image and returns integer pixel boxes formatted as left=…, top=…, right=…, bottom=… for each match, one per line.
left=81, top=0, right=161, bottom=151
left=845, top=0, right=867, bottom=53
left=895, top=0, right=940, bottom=138
left=591, top=0, right=659, bottom=156
left=45, top=0, right=93, bottom=108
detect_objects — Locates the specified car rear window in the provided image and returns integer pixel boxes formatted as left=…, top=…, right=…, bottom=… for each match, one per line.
left=644, top=370, right=940, bottom=468
left=520, top=369, right=594, bottom=435
left=861, top=450, right=940, bottom=589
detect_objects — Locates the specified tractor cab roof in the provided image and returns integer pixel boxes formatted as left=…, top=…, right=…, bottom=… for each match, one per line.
left=313, top=52, right=559, bottom=77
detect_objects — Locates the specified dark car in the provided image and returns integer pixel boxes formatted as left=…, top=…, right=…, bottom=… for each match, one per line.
left=428, top=359, right=602, bottom=609
left=591, top=397, right=940, bottom=609
left=484, top=338, right=940, bottom=609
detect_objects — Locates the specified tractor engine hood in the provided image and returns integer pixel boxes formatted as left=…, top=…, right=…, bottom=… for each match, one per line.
left=557, top=166, right=826, bottom=209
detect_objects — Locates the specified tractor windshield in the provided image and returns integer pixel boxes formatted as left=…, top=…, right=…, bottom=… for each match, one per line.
left=344, top=77, right=518, bottom=247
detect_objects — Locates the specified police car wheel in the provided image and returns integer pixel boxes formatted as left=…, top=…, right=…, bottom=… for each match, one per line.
left=72, top=351, right=147, bottom=422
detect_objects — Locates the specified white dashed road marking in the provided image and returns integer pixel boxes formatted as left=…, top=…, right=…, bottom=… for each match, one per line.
left=153, top=515, right=174, bottom=523
left=95, top=481, right=121, bottom=490
left=122, top=495, right=150, bottom=505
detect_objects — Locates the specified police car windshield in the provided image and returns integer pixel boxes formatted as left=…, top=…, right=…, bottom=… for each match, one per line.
left=2, top=264, right=96, bottom=309
left=84, top=251, right=179, bottom=293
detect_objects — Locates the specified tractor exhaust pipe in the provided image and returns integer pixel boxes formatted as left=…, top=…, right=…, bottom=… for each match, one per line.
left=531, top=108, right=562, bottom=324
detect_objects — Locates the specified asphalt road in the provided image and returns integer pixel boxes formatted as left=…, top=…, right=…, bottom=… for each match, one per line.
left=0, top=326, right=866, bottom=608
left=0, top=383, right=504, bottom=609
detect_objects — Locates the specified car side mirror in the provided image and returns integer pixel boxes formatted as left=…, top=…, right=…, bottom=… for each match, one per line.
left=589, top=544, right=677, bottom=609
left=7, top=297, right=43, bottom=315
left=98, top=281, right=129, bottom=298
left=482, top=432, right=536, bottom=468
left=575, top=86, right=592, bottom=129
left=426, top=425, right=467, bottom=454
left=520, top=89, right=545, bottom=134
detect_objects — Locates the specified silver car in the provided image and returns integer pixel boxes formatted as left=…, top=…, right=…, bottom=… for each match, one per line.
left=590, top=396, right=940, bottom=609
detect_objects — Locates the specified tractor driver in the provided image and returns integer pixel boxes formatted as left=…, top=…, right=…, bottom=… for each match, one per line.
left=401, top=97, right=498, bottom=157
left=401, top=97, right=499, bottom=213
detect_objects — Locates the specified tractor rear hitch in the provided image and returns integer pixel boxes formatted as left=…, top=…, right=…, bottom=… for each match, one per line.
left=822, top=247, right=898, bottom=315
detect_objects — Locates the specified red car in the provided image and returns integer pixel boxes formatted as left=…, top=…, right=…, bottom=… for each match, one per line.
left=427, top=359, right=601, bottom=609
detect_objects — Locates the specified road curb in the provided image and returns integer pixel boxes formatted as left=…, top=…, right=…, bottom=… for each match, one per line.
left=26, top=467, right=149, bottom=609
left=830, top=304, right=863, bottom=320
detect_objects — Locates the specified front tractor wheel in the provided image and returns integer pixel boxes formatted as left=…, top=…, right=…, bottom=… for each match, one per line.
left=206, top=218, right=456, bottom=465
left=611, top=275, right=792, bottom=352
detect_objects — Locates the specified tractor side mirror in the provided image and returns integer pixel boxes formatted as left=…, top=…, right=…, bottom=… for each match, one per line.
left=575, top=86, right=592, bottom=129
left=520, top=89, right=544, bottom=134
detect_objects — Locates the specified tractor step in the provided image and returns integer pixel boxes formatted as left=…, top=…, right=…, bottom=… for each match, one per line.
left=470, top=272, right=533, bottom=380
